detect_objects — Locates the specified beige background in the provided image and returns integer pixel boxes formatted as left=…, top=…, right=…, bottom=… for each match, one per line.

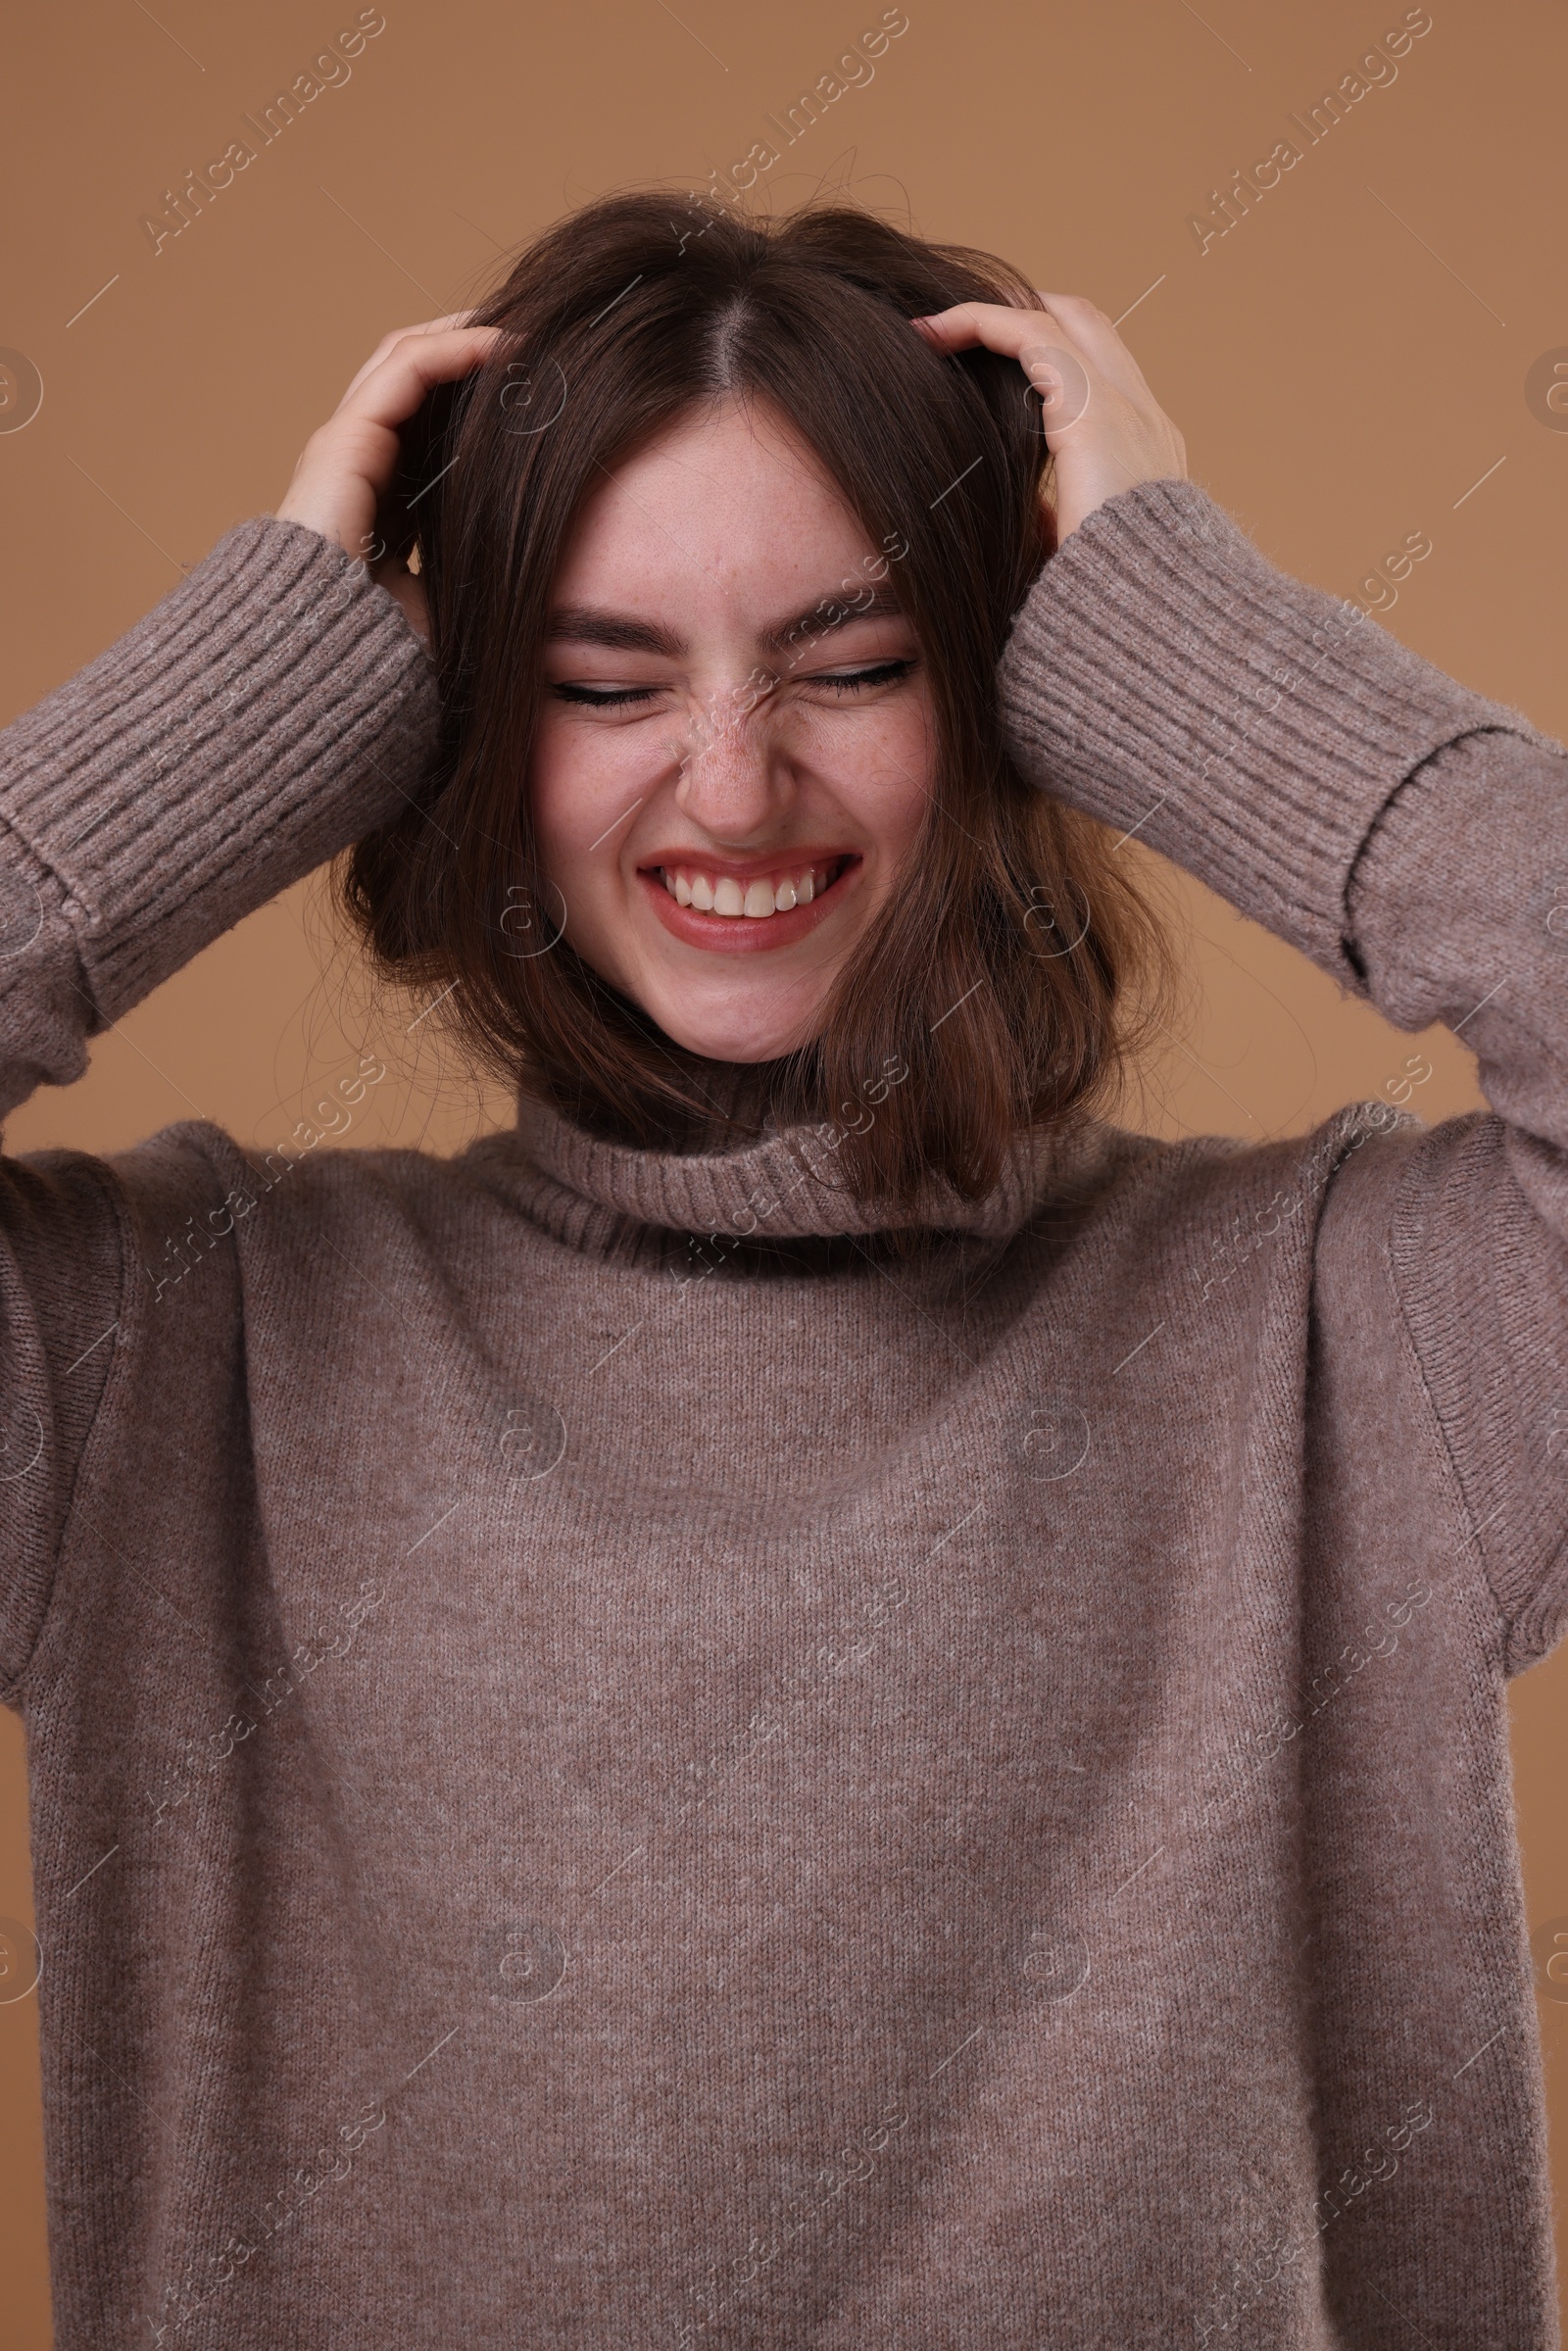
left=2, top=0, right=1566, bottom=2335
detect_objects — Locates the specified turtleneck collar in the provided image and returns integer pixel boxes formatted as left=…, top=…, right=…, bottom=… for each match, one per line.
left=482, top=1088, right=1112, bottom=1254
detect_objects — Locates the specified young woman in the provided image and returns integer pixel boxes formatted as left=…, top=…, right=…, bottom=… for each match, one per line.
left=2, top=190, right=1563, bottom=2350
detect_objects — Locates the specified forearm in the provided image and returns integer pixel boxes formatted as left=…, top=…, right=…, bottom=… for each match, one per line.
left=995, top=475, right=1561, bottom=1001
left=0, top=516, right=438, bottom=1128
left=1344, top=720, right=1568, bottom=1203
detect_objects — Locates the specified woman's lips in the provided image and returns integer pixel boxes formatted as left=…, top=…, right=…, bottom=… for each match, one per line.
left=637, top=854, right=860, bottom=953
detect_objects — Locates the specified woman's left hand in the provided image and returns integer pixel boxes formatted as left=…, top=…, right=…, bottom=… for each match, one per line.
left=910, top=293, right=1187, bottom=547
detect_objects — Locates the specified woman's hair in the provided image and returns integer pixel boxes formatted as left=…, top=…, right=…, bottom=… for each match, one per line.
left=335, top=185, right=1171, bottom=1213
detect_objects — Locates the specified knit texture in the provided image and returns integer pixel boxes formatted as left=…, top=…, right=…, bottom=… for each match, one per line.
left=2, top=479, right=1565, bottom=2349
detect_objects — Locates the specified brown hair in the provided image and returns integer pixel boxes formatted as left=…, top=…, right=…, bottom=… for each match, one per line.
left=336, top=186, right=1170, bottom=1213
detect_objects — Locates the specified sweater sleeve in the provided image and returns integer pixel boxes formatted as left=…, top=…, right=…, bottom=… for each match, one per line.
left=996, top=475, right=1568, bottom=1676
left=0, top=517, right=440, bottom=1692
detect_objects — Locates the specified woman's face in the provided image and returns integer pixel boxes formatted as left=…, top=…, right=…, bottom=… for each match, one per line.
left=529, top=394, right=936, bottom=1063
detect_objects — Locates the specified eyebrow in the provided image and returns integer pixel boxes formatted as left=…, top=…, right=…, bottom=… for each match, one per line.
left=545, top=583, right=906, bottom=661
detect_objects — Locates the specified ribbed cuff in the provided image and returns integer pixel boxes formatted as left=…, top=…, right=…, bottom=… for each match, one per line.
left=997, top=477, right=1558, bottom=987
left=0, top=517, right=440, bottom=1020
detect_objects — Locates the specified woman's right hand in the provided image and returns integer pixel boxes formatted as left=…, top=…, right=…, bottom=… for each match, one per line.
left=275, top=316, right=501, bottom=645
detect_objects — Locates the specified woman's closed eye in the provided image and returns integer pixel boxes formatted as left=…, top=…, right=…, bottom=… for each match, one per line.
left=549, top=658, right=918, bottom=710
left=549, top=682, right=665, bottom=708
left=812, top=658, right=918, bottom=695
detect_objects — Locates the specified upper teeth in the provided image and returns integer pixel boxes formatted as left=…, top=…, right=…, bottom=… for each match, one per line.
left=662, top=864, right=833, bottom=918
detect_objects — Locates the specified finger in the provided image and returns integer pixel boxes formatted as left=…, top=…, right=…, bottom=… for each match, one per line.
left=911, top=299, right=1051, bottom=362
left=338, top=323, right=504, bottom=433
left=915, top=294, right=1151, bottom=413
left=913, top=300, right=1087, bottom=387
left=333, top=313, right=483, bottom=411
left=334, top=314, right=485, bottom=411
left=1033, top=292, right=1159, bottom=399
left=913, top=302, right=1097, bottom=436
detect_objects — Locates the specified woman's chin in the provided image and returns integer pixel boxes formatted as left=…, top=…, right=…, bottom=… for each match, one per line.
left=662, top=1021, right=815, bottom=1066
left=640, top=982, right=825, bottom=1066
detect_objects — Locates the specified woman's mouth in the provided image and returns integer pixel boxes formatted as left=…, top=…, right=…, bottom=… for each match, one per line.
left=637, top=853, right=859, bottom=952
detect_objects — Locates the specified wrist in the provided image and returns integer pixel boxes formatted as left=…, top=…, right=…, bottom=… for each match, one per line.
left=274, top=433, right=380, bottom=561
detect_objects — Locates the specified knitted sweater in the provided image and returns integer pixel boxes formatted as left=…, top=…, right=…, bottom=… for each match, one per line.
left=2, top=477, right=1565, bottom=2351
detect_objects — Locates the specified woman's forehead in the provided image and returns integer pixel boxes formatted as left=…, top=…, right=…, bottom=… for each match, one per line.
left=551, top=400, right=888, bottom=618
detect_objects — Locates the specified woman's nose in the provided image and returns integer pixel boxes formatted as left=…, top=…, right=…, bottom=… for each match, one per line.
left=669, top=684, right=786, bottom=839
